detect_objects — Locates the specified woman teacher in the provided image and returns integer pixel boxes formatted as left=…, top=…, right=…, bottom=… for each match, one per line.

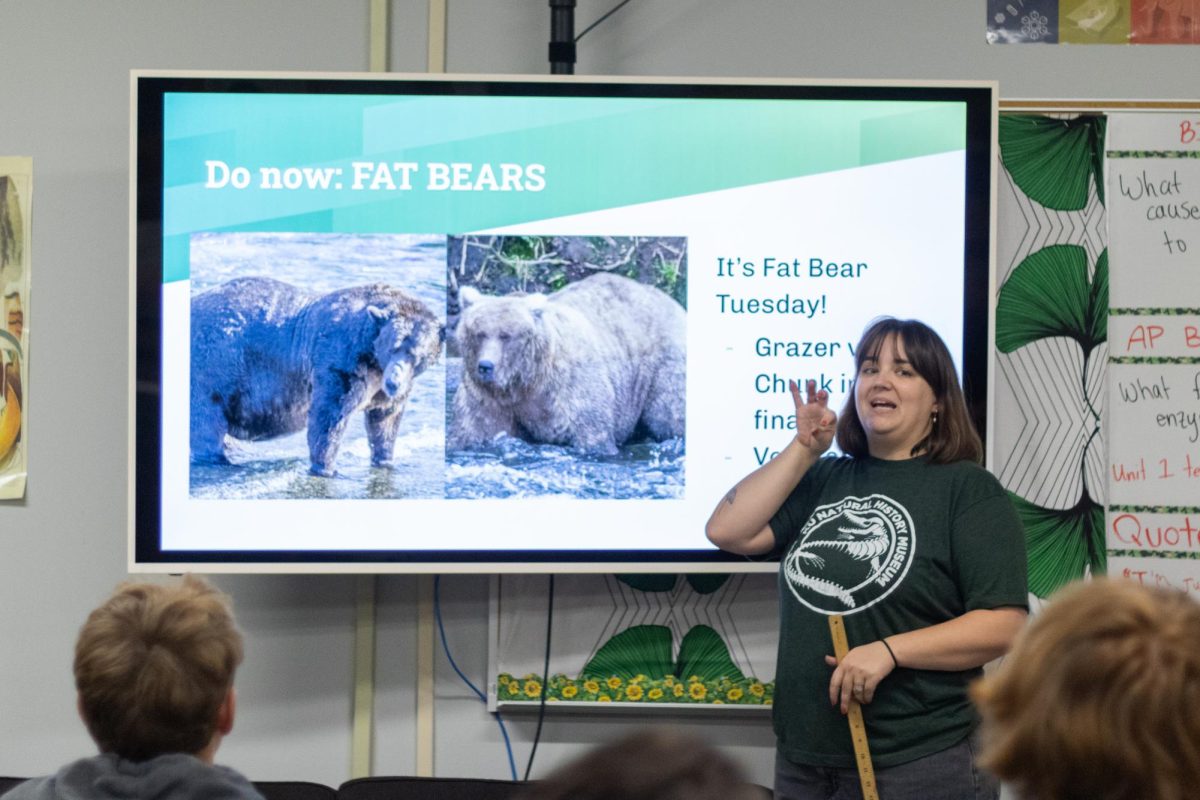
left=707, top=317, right=1028, bottom=800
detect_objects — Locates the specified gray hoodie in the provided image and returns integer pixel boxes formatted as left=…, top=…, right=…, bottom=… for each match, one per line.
left=0, top=753, right=264, bottom=800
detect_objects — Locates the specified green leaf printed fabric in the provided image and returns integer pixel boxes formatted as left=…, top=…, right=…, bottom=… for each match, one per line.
left=998, top=115, right=1107, bottom=209
left=996, top=245, right=1107, bottom=355
left=581, top=623, right=747, bottom=684
left=581, top=624, right=674, bottom=681
left=615, top=575, right=678, bottom=593
left=684, top=574, right=730, bottom=595
left=1008, top=491, right=1106, bottom=598
left=674, top=625, right=746, bottom=682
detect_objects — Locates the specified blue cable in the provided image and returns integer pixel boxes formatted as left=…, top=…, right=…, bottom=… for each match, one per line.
left=433, top=575, right=519, bottom=780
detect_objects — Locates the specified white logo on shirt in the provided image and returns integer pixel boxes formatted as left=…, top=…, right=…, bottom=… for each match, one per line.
left=782, top=494, right=916, bottom=615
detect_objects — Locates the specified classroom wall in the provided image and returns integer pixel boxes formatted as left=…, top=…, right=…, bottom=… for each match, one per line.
left=0, top=0, right=1192, bottom=789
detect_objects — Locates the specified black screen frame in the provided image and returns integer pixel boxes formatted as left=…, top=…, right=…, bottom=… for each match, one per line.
left=131, top=72, right=995, bottom=572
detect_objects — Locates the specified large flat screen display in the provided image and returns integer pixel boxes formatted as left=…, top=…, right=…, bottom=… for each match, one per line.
left=131, top=72, right=995, bottom=572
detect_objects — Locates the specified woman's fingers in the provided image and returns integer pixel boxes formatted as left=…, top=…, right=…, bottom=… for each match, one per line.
left=789, top=379, right=828, bottom=411
left=825, top=650, right=885, bottom=713
left=839, top=672, right=862, bottom=714
left=789, top=379, right=835, bottom=452
left=825, top=654, right=841, bottom=707
left=825, top=655, right=860, bottom=713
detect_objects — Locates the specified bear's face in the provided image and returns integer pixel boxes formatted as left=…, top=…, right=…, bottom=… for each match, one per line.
left=456, top=290, right=547, bottom=396
left=372, top=312, right=444, bottom=400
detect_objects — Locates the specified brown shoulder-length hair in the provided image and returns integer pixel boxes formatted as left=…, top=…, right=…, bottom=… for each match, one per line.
left=836, top=317, right=982, bottom=464
left=972, top=578, right=1200, bottom=800
left=74, top=575, right=244, bottom=761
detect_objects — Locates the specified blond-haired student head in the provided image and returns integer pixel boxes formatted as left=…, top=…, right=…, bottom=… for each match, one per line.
left=973, top=578, right=1200, bottom=800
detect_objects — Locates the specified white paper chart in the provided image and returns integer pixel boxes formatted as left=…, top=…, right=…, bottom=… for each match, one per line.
left=1106, top=111, right=1200, bottom=596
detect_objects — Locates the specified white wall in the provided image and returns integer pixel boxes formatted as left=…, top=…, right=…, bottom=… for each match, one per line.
left=446, top=0, right=1199, bottom=98
left=0, top=0, right=1191, bottom=789
left=0, top=0, right=376, bottom=784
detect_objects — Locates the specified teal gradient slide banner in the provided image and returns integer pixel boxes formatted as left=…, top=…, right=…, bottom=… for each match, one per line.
left=162, top=92, right=965, bottom=283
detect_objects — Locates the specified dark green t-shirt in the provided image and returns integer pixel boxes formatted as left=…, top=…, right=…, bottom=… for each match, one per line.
left=769, top=455, right=1028, bottom=769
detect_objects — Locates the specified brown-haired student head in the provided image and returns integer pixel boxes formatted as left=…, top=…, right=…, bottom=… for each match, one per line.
left=516, top=729, right=764, bottom=800
left=3, top=575, right=263, bottom=800
left=974, top=578, right=1200, bottom=800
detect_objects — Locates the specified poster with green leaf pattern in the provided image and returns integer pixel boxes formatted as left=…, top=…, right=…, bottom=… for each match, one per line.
left=993, top=114, right=1108, bottom=599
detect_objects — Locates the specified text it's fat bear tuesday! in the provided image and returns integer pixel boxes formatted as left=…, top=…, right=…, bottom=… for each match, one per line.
left=190, top=276, right=444, bottom=476
left=450, top=272, right=686, bottom=455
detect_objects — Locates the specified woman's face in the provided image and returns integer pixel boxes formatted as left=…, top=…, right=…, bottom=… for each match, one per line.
left=854, top=333, right=938, bottom=460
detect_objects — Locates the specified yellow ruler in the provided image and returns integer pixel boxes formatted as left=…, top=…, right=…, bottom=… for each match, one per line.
left=829, top=614, right=880, bottom=800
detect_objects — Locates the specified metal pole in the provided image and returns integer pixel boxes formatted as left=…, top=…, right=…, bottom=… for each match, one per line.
left=549, top=0, right=576, bottom=75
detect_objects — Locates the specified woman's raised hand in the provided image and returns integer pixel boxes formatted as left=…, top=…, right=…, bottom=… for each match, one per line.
left=789, top=379, right=836, bottom=455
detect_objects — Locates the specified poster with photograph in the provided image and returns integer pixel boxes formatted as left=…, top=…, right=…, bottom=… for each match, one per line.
left=0, top=157, right=29, bottom=499
left=0, top=155, right=29, bottom=496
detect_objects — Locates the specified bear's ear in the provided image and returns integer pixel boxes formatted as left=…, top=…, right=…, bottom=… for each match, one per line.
left=459, top=286, right=482, bottom=310
left=366, top=304, right=390, bottom=321
left=526, top=293, right=548, bottom=319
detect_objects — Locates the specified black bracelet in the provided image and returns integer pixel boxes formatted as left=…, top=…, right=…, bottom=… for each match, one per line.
left=880, top=638, right=899, bottom=668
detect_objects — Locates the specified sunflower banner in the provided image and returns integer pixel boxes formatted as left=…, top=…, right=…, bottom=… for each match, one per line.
left=0, top=157, right=30, bottom=500
left=493, top=573, right=777, bottom=709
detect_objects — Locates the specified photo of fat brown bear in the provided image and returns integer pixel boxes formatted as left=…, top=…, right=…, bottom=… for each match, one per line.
left=444, top=231, right=691, bottom=496
left=451, top=273, right=684, bottom=454
left=192, top=277, right=444, bottom=477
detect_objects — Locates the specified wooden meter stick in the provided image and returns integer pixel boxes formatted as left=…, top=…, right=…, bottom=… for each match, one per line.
left=829, top=614, right=880, bottom=800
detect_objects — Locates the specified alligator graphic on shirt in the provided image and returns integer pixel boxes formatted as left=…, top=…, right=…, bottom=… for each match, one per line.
left=784, top=509, right=892, bottom=609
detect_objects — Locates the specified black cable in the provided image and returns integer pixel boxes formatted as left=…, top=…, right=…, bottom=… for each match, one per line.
left=575, top=0, right=635, bottom=41
left=523, top=574, right=555, bottom=781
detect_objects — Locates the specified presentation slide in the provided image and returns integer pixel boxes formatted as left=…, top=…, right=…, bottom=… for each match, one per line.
left=135, top=76, right=987, bottom=566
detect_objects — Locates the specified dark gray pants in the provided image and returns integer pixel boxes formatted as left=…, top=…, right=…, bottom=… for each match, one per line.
left=774, top=736, right=999, bottom=800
